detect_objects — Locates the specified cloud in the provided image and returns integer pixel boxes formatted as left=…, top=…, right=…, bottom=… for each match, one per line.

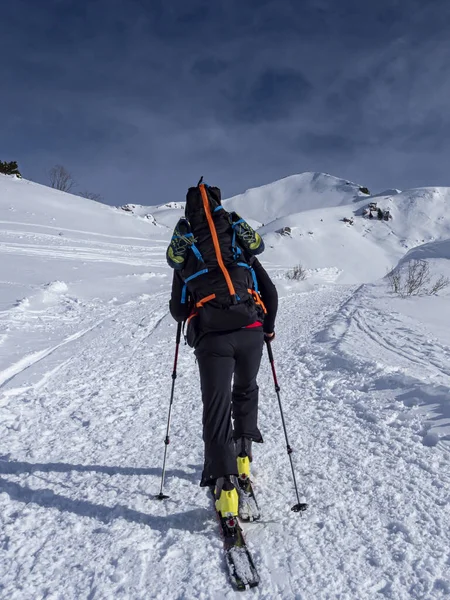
left=191, top=57, right=230, bottom=77
left=2, top=0, right=450, bottom=204
left=231, top=68, right=312, bottom=124
left=295, top=133, right=357, bottom=155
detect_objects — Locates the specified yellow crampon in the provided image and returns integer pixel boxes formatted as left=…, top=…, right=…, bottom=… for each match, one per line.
left=237, top=455, right=251, bottom=479
left=215, top=486, right=238, bottom=517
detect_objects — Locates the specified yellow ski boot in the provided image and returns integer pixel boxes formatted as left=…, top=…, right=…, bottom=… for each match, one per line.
left=237, top=454, right=251, bottom=481
left=236, top=437, right=253, bottom=483
left=235, top=437, right=260, bottom=520
left=215, top=477, right=238, bottom=518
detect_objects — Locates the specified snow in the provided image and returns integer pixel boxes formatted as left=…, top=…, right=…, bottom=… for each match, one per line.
left=0, top=172, right=449, bottom=599
left=223, top=172, right=368, bottom=223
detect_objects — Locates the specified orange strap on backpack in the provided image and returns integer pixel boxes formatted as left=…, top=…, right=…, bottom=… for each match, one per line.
left=248, top=289, right=267, bottom=314
left=196, top=293, right=216, bottom=308
left=199, top=183, right=237, bottom=303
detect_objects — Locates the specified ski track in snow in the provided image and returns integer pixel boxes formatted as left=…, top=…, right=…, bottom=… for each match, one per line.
left=266, top=287, right=450, bottom=599
left=0, top=283, right=449, bottom=598
left=0, top=220, right=168, bottom=242
left=0, top=241, right=167, bottom=267
left=0, top=321, right=108, bottom=389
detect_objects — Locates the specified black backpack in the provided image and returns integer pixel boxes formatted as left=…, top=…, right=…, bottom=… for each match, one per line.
left=179, top=182, right=266, bottom=345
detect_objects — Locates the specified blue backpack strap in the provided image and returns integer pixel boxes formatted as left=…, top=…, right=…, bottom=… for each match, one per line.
left=181, top=268, right=209, bottom=304
left=237, top=262, right=259, bottom=293
left=231, top=229, right=242, bottom=260
left=230, top=218, right=245, bottom=260
left=190, top=243, right=204, bottom=262
left=181, top=283, right=188, bottom=304
left=173, top=230, right=204, bottom=263
left=185, top=268, right=209, bottom=283
left=179, top=232, right=204, bottom=263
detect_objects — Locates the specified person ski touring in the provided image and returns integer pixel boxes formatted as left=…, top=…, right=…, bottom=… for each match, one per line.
left=167, top=178, right=278, bottom=520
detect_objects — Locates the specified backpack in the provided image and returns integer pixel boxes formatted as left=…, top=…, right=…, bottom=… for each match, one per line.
left=167, top=180, right=266, bottom=346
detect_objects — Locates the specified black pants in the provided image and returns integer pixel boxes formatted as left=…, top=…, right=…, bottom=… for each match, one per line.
left=195, top=328, right=264, bottom=487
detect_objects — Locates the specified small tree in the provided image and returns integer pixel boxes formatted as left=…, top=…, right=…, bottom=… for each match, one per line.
left=404, top=260, right=430, bottom=296
left=286, top=264, right=307, bottom=281
left=386, top=266, right=402, bottom=294
left=49, top=165, right=75, bottom=192
left=79, top=191, right=103, bottom=202
left=0, top=160, right=21, bottom=177
left=387, top=259, right=450, bottom=297
left=428, top=274, right=450, bottom=295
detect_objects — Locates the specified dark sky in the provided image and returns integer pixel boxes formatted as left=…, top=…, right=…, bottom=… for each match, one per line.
left=2, top=0, right=450, bottom=205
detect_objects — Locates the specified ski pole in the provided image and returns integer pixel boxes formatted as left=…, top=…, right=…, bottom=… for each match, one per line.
left=265, top=339, right=308, bottom=513
left=156, top=322, right=182, bottom=500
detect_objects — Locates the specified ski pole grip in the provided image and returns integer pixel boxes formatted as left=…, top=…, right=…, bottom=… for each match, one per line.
left=172, top=322, right=182, bottom=378
left=175, top=322, right=182, bottom=345
left=265, top=338, right=274, bottom=363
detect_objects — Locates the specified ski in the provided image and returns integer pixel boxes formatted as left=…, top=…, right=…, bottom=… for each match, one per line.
left=210, top=488, right=260, bottom=590
left=236, top=475, right=260, bottom=522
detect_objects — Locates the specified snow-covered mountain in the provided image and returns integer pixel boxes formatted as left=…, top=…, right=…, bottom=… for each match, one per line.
left=119, top=172, right=368, bottom=229
left=118, top=172, right=450, bottom=284
left=257, top=185, right=450, bottom=283
left=1, top=172, right=449, bottom=599
left=223, top=171, right=370, bottom=224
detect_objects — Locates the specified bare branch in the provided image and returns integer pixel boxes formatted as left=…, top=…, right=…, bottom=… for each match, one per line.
left=286, top=264, right=307, bottom=281
left=78, top=190, right=103, bottom=202
left=387, top=259, right=448, bottom=297
left=386, top=267, right=401, bottom=294
left=428, top=275, right=450, bottom=295
left=405, top=260, right=431, bottom=296
left=49, top=165, right=75, bottom=192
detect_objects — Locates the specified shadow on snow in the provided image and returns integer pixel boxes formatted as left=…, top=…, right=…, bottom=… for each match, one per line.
left=0, top=459, right=207, bottom=533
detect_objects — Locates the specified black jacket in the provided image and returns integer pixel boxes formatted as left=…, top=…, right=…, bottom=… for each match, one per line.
left=169, top=257, right=278, bottom=334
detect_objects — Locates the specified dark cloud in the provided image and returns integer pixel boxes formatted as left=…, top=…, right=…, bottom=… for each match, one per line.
left=191, top=58, right=231, bottom=77
left=296, top=133, right=357, bottom=155
left=2, top=0, right=450, bottom=204
left=232, top=69, right=312, bottom=124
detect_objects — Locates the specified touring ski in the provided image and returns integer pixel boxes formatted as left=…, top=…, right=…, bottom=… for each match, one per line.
left=236, top=475, right=260, bottom=522
left=210, top=488, right=259, bottom=590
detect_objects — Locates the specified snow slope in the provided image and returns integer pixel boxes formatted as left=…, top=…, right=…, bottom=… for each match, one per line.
left=223, top=172, right=369, bottom=224
left=120, top=202, right=185, bottom=229
left=119, top=174, right=450, bottom=285
left=0, top=173, right=449, bottom=599
left=118, top=172, right=367, bottom=230
left=0, top=174, right=170, bottom=386
left=255, top=179, right=450, bottom=283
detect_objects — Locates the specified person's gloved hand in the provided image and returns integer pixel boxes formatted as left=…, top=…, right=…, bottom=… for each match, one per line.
left=264, top=331, right=275, bottom=343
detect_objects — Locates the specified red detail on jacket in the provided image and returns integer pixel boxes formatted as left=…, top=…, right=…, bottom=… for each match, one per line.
left=245, top=321, right=263, bottom=329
